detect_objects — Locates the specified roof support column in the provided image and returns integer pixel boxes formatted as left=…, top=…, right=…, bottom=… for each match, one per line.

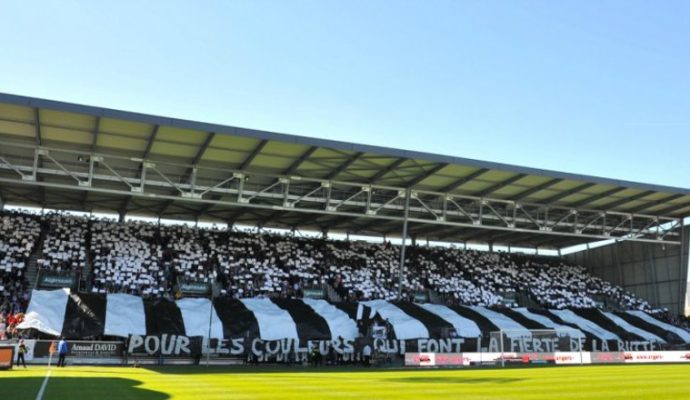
left=397, top=188, right=411, bottom=300
left=679, top=221, right=689, bottom=315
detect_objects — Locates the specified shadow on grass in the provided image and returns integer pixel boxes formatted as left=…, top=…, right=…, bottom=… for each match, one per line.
left=0, top=377, right=168, bottom=400
left=143, top=364, right=534, bottom=377
left=144, top=365, right=441, bottom=375
left=386, top=376, right=524, bottom=384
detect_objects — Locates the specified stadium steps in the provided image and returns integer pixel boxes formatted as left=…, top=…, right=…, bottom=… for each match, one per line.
left=324, top=283, right=342, bottom=302
left=25, top=229, right=46, bottom=290
left=517, top=291, right=541, bottom=308
left=428, top=289, right=444, bottom=304
left=81, top=219, right=93, bottom=292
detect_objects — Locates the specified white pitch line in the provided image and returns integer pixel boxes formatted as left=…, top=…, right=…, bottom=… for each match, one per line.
left=36, top=369, right=52, bottom=400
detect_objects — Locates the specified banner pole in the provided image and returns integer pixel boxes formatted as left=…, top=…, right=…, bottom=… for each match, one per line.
left=206, top=295, right=213, bottom=367
left=500, top=331, right=505, bottom=368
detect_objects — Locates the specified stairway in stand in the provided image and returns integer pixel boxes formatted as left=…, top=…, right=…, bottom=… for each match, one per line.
left=324, top=282, right=343, bottom=303
left=25, top=230, right=46, bottom=290
left=79, top=219, right=94, bottom=292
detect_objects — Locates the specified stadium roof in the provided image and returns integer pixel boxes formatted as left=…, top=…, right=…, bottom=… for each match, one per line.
left=0, top=92, right=687, bottom=249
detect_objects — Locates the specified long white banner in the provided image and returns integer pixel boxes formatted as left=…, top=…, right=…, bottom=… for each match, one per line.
left=302, top=298, right=358, bottom=340
left=240, top=298, right=299, bottom=341
left=549, top=309, right=619, bottom=341
left=176, top=298, right=224, bottom=339
left=603, top=312, right=665, bottom=343
left=363, top=300, right=429, bottom=340
left=419, top=303, right=481, bottom=338
left=469, top=306, right=527, bottom=337
left=512, top=308, right=585, bottom=338
left=627, top=311, right=690, bottom=343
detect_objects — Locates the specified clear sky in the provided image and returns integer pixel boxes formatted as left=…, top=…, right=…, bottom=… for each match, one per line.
left=1, top=1, right=689, bottom=188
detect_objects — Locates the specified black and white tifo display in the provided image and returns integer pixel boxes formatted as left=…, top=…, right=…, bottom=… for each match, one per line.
left=18, top=289, right=690, bottom=358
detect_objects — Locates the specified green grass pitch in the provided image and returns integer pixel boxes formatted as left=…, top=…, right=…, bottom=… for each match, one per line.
left=2, top=364, right=690, bottom=399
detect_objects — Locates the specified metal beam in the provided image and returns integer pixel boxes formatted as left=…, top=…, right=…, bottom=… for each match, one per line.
left=33, top=108, right=45, bottom=207
left=90, top=116, right=101, bottom=152
left=568, top=187, right=627, bottom=208
left=191, top=132, right=215, bottom=166
left=477, top=230, right=524, bottom=245
left=439, top=168, right=490, bottom=193
left=34, top=108, right=42, bottom=146
left=367, top=158, right=407, bottom=183
left=678, top=225, right=688, bottom=314
left=239, top=139, right=268, bottom=170
left=459, top=228, right=493, bottom=243
left=537, top=235, right=584, bottom=249
left=403, top=163, right=448, bottom=188
left=512, top=178, right=563, bottom=201
left=0, top=186, right=38, bottom=205
left=351, top=217, right=400, bottom=235
left=475, top=173, right=527, bottom=197
left=142, top=125, right=160, bottom=159
left=397, top=188, right=411, bottom=299
left=654, top=200, right=690, bottom=217
left=537, top=182, right=596, bottom=205
left=625, top=193, right=685, bottom=214
left=284, top=146, right=318, bottom=176
left=411, top=223, right=468, bottom=241
left=325, top=152, right=363, bottom=180
left=599, top=190, right=655, bottom=210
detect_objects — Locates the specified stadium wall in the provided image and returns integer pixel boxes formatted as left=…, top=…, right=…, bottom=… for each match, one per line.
left=564, top=226, right=690, bottom=315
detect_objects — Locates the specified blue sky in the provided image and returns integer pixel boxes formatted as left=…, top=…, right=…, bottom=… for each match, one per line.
left=1, top=1, right=689, bottom=188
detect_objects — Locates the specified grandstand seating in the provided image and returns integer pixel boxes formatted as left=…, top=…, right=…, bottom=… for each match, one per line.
left=0, top=212, right=39, bottom=312
left=38, top=214, right=87, bottom=272
left=0, top=209, right=680, bottom=341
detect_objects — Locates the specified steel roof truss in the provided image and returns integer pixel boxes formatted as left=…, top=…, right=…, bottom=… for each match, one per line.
left=370, top=190, right=402, bottom=215
left=445, top=196, right=477, bottom=224
left=0, top=142, right=680, bottom=245
left=0, top=155, right=28, bottom=179
left=657, top=219, right=681, bottom=240
left=408, top=192, right=439, bottom=220
left=481, top=200, right=511, bottom=228
left=516, top=204, right=543, bottom=230
left=40, top=150, right=85, bottom=185
left=149, top=165, right=185, bottom=196
left=605, top=215, right=632, bottom=236
left=547, top=209, right=576, bottom=231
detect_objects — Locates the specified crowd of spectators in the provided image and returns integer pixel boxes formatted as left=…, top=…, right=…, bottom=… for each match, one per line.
left=0, top=212, right=37, bottom=339
left=38, top=214, right=87, bottom=273
left=0, top=210, right=663, bottom=326
left=91, top=219, right=168, bottom=297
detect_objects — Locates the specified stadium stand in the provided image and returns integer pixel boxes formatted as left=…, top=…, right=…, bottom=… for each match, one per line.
left=0, top=212, right=39, bottom=339
left=1, top=210, right=686, bottom=341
